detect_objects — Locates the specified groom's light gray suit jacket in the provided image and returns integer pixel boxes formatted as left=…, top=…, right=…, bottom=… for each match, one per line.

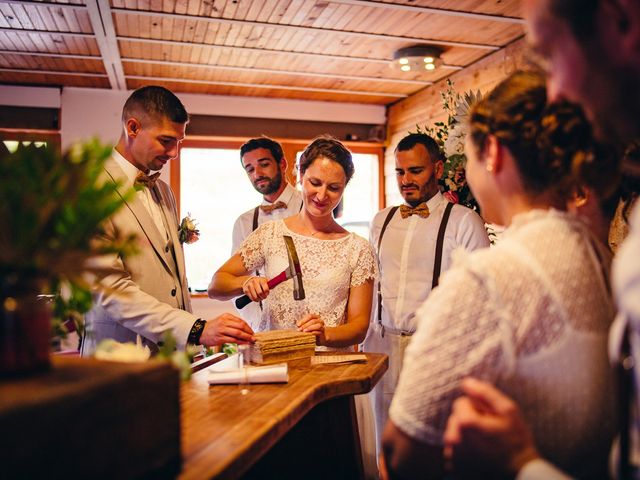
left=82, top=155, right=195, bottom=355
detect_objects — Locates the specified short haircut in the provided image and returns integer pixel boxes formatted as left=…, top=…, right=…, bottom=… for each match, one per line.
left=122, top=86, right=188, bottom=124
left=549, top=0, right=599, bottom=41
left=395, top=133, right=443, bottom=164
left=239, top=137, right=285, bottom=165
left=299, top=135, right=354, bottom=183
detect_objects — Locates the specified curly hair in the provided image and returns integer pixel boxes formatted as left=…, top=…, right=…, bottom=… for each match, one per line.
left=468, top=70, right=619, bottom=201
left=299, top=135, right=354, bottom=183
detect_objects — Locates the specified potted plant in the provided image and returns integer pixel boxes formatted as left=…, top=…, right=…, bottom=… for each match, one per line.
left=0, top=140, right=134, bottom=376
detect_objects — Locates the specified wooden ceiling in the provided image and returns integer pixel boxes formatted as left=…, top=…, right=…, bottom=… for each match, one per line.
left=0, top=0, right=524, bottom=105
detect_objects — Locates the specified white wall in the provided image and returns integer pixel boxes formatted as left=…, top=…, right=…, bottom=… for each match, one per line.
left=0, top=85, right=61, bottom=108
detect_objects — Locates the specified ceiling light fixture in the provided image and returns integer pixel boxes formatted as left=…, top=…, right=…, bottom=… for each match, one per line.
left=392, top=45, right=443, bottom=72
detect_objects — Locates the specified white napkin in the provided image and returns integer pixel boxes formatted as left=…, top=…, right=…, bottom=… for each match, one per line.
left=207, top=354, right=289, bottom=385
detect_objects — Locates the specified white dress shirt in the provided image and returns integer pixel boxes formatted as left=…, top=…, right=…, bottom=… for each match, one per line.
left=112, top=149, right=165, bottom=235
left=231, top=183, right=303, bottom=253
left=370, top=191, right=489, bottom=332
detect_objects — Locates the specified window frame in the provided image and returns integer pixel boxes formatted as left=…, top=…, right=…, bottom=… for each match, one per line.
left=172, top=136, right=385, bottom=214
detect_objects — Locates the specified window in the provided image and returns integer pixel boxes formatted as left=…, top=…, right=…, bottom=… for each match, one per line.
left=176, top=140, right=383, bottom=291
left=179, top=146, right=263, bottom=291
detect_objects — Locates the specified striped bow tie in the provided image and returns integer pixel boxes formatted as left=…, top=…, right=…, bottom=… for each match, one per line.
left=135, top=171, right=161, bottom=190
left=260, top=201, right=287, bottom=214
left=399, top=203, right=430, bottom=219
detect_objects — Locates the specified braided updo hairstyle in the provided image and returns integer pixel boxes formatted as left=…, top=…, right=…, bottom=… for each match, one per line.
left=468, top=70, right=619, bottom=201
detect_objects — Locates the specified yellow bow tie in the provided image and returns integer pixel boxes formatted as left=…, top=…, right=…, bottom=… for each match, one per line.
left=260, top=201, right=287, bottom=214
left=134, top=171, right=161, bottom=190
left=399, top=203, right=430, bottom=219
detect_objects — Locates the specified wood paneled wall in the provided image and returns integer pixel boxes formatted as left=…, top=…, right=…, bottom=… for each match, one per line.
left=383, top=37, right=529, bottom=206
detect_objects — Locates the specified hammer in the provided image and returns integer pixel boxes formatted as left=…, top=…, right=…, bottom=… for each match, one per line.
left=235, top=235, right=305, bottom=309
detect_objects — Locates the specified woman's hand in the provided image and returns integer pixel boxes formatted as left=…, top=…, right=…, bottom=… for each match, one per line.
left=297, top=314, right=326, bottom=345
left=242, top=276, right=270, bottom=302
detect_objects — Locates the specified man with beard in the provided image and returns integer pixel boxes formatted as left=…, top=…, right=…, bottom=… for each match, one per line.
left=363, top=133, right=488, bottom=460
left=437, top=1, right=640, bottom=479
left=231, top=137, right=302, bottom=329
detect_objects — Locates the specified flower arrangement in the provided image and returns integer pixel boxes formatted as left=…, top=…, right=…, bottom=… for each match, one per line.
left=415, top=79, right=482, bottom=211
left=178, top=214, right=200, bottom=245
left=0, top=140, right=136, bottom=340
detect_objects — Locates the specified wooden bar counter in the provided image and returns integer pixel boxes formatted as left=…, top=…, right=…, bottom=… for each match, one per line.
left=180, top=353, right=388, bottom=480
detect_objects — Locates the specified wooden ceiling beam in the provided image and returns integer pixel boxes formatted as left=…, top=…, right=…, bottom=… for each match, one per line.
left=0, top=49, right=99, bottom=60
left=111, top=8, right=501, bottom=51
left=123, top=57, right=432, bottom=85
left=121, top=36, right=464, bottom=70
left=0, top=67, right=106, bottom=77
left=329, top=0, right=524, bottom=24
left=85, top=0, right=126, bottom=89
left=0, top=0, right=85, bottom=12
left=126, top=75, right=409, bottom=98
left=0, top=0, right=523, bottom=24
left=0, top=26, right=94, bottom=38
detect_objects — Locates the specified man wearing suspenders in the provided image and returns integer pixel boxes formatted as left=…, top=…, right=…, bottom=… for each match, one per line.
left=231, top=137, right=303, bottom=330
left=363, top=133, right=489, bottom=454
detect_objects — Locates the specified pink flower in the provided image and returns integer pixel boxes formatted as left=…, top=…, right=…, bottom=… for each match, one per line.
left=453, top=166, right=467, bottom=188
left=443, top=190, right=459, bottom=204
left=186, top=231, right=200, bottom=244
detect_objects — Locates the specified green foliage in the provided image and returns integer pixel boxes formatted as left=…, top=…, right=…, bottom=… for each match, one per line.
left=222, top=343, right=238, bottom=356
left=411, top=79, right=482, bottom=212
left=0, top=140, right=136, bottom=332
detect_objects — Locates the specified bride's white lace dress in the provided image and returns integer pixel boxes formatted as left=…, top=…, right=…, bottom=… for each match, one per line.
left=239, top=219, right=377, bottom=350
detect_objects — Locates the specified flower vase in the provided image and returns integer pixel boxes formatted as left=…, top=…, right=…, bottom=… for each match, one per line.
left=0, top=279, right=52, bottom=376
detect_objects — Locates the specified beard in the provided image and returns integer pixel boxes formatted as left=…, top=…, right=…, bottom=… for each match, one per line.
left=253, top=170, right=282, bottom=195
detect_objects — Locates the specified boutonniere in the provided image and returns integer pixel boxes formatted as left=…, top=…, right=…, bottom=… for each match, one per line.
left=178, top=213, right=200, bottom=244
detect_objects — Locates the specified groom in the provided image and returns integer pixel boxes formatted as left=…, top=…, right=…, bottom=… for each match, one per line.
left=82, top=86, right=254, bottom=355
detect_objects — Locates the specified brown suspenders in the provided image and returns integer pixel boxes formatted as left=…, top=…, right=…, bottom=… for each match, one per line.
left=376, top=202, right=454, bottom=332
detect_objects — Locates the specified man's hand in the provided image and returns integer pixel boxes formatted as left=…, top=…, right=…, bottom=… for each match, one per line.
left=444, top=378, right=540, bottom=479
left=199, top=313, right=255, bottom=346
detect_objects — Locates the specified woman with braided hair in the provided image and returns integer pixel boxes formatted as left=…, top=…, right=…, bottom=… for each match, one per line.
left=381, top=70, right=619, bottom=479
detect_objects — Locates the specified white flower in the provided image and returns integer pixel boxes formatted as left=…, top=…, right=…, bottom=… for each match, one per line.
left=94, top=337, right=151, bottom=362
left=444, top=124, right=467, bottom=157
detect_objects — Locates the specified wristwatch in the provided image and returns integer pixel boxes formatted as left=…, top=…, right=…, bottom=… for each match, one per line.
left=187, top=319, right=207, bottom=345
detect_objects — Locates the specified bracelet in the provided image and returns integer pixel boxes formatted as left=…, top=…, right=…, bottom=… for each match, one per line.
left=187, top=318, right=207, bottom=345
left=242, top=276, right=256, bottom=290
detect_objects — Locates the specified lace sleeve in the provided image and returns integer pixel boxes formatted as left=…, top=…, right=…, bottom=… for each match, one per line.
left=350, top=236, right=377, bottom=287
left=238, top=222, right=271, bottom=272
left=388, top=261, right=508, bottom=446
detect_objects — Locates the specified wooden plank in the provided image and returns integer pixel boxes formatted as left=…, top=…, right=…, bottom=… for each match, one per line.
left=277, top=0, right=304, bottom=25
left=11, top=4, right=34, bottom=30
left=0, top=4, right=23, bottom=28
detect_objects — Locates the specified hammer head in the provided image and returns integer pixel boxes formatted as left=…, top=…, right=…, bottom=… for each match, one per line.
left=283, top=235, right=305, bottom=301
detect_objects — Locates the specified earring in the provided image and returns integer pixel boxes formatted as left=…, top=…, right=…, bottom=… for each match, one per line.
left=486, top=164, right=494, bottom=172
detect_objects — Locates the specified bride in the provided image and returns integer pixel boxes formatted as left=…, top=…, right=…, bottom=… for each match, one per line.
left=208, top=135, right=376, bottom=350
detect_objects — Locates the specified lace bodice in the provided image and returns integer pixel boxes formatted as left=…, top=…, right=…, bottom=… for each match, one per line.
left=390, top=209, right=617, bottom=479
left=239, top=220, right=377, bottom=350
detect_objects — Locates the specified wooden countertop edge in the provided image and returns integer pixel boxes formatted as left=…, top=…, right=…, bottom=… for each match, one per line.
left=180, top=353, right=388, bottom=480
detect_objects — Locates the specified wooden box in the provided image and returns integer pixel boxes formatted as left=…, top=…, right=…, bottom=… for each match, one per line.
left=0, top=356, right=180, bottom=479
